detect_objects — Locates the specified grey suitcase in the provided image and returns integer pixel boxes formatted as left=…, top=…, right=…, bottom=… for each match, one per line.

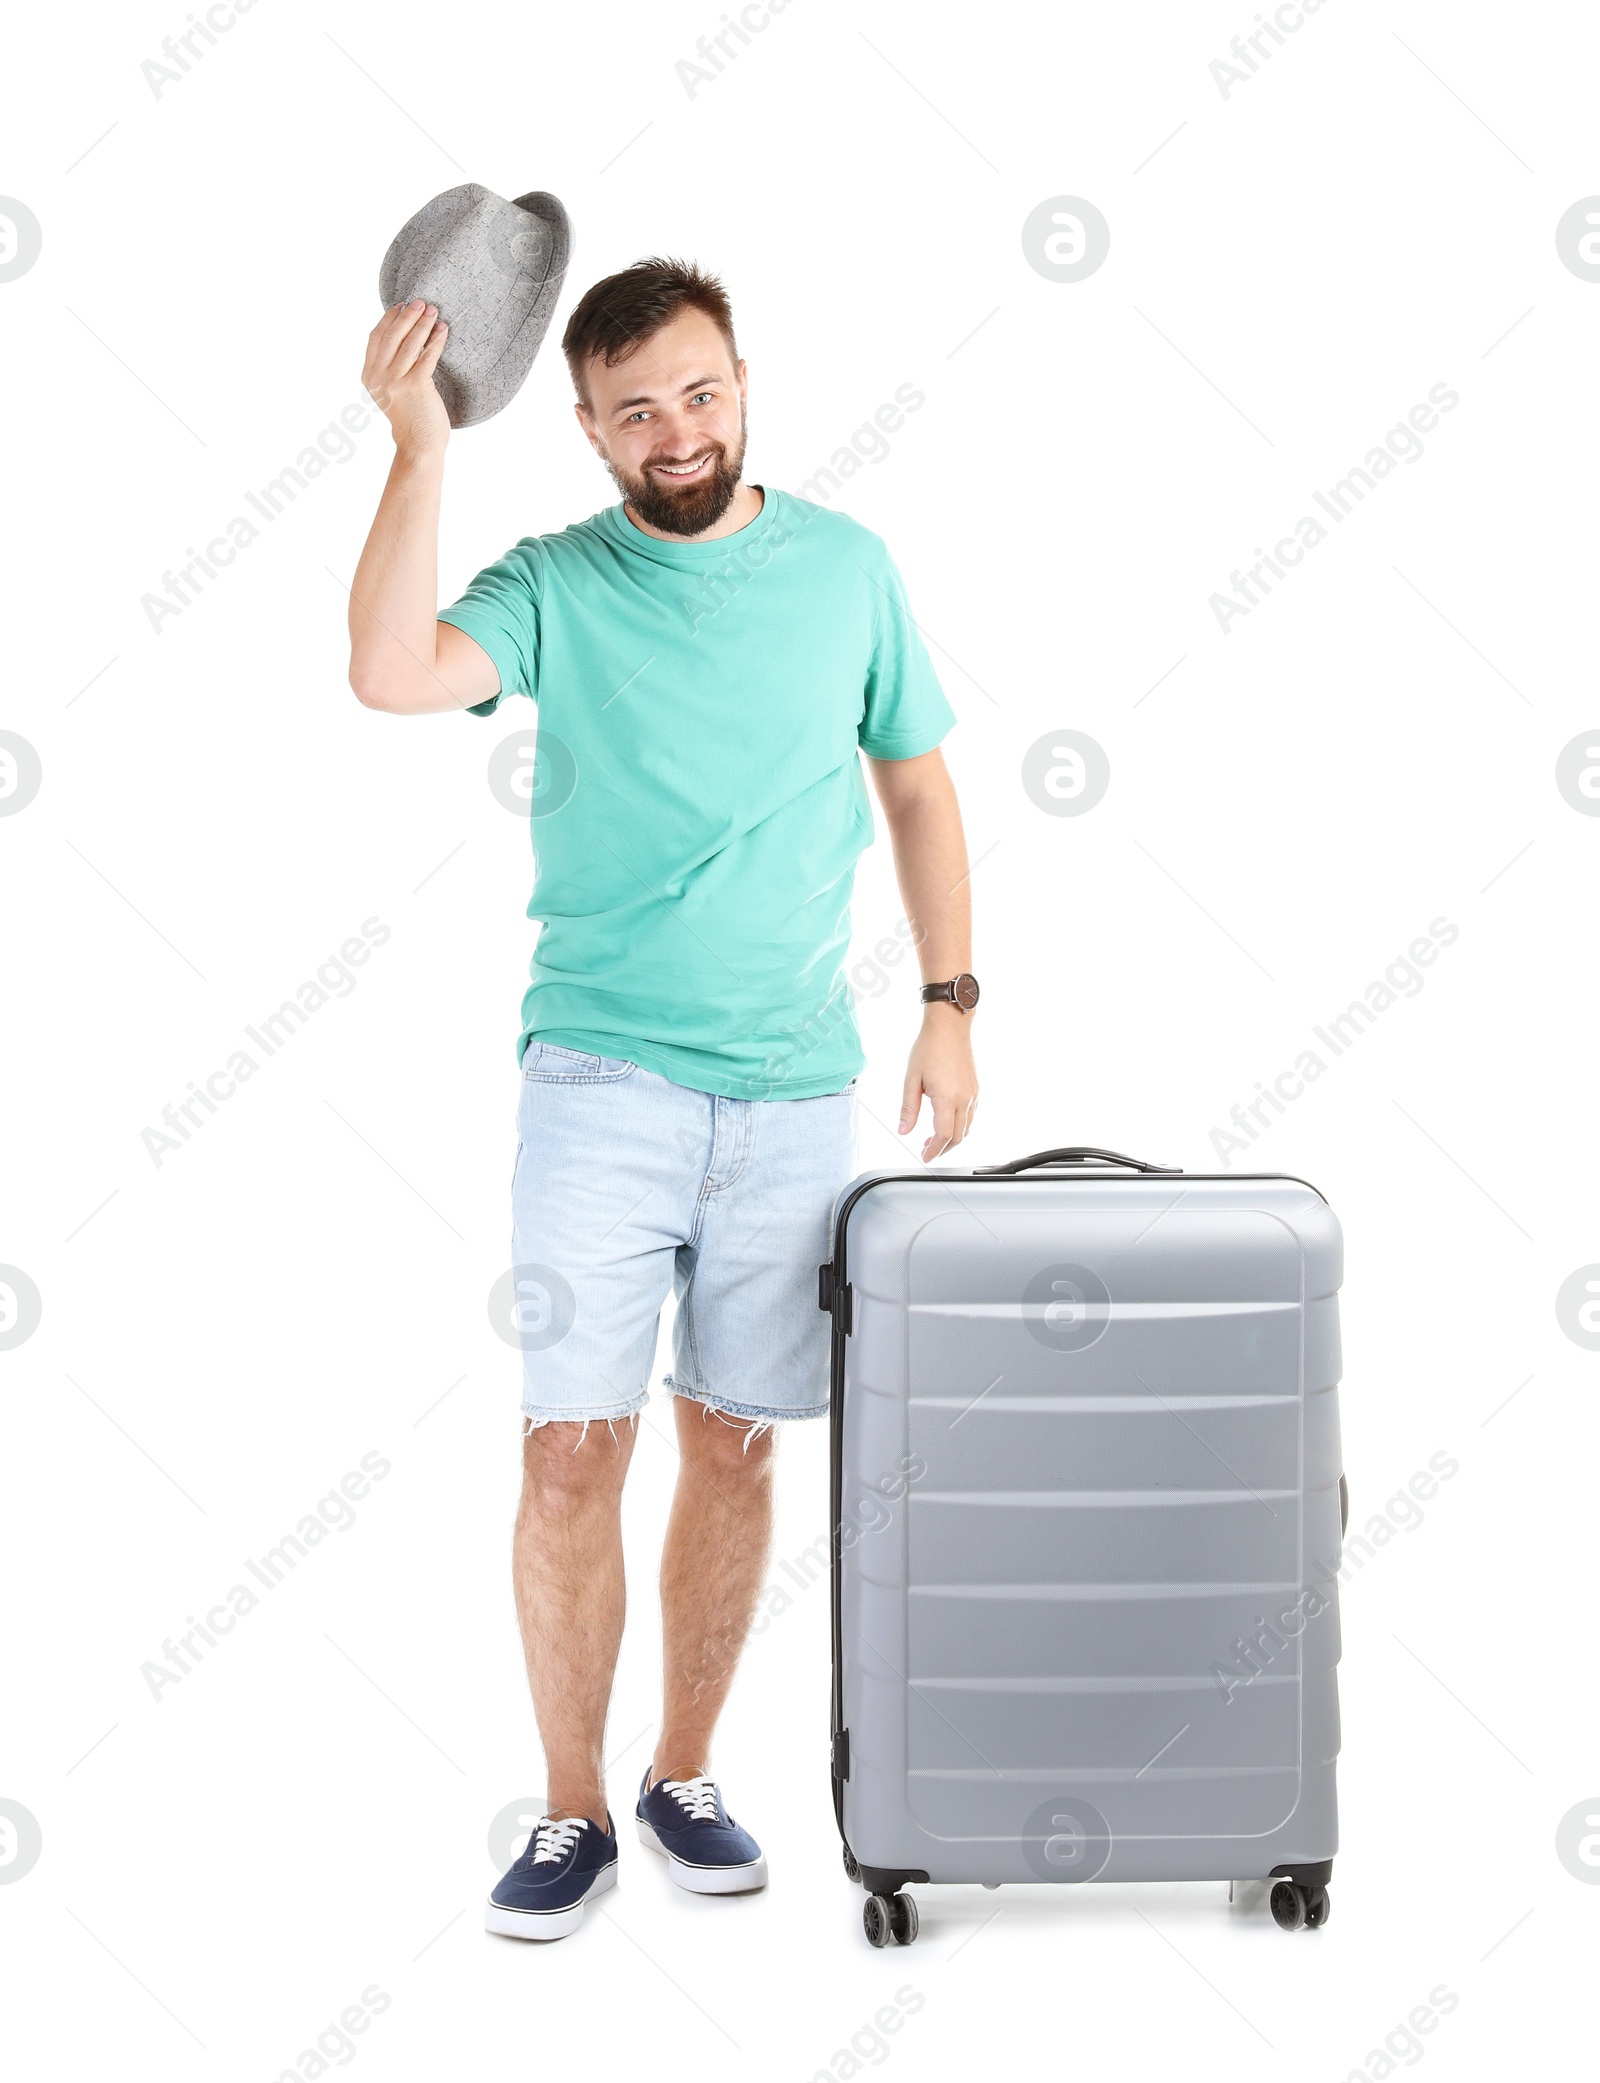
left=819, top=1146, right=1346, bottom=1945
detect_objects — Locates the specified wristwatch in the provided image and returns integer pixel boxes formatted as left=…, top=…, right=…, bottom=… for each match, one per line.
left=921, top=974, right=980, bottom=1012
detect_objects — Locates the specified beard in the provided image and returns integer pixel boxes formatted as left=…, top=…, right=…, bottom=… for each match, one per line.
left=605, top=411, right=748, bottom=536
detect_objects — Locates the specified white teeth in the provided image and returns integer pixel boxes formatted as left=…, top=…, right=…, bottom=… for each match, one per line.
left=655, top=456, right=708, bottom=475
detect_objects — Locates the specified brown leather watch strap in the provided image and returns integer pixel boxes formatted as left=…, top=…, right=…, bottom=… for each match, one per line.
left=920, top=974, right=980, bottom=1012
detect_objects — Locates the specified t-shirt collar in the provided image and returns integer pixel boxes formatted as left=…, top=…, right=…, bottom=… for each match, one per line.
left=603, top=484, right=776, bottom=567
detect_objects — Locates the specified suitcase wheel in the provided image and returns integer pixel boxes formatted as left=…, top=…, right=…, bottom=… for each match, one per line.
left=863, top=1891, right=919, bottom=1947
left=1271, top=1880, right=1331, bottom=1931
left=842, top=1845, right=860, bottom=1882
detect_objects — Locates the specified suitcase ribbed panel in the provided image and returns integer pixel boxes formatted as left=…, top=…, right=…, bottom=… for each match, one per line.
left=836, top=1174, right=1342, bottom=1884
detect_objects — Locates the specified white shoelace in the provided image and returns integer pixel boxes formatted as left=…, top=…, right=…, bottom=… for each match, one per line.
left=528, top=1817, right=588, bottom=1864
left=659, top=1776, right=720, bottom=1822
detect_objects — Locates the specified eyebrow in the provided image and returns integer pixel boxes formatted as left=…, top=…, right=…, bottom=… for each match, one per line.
left=613, top=374, right=724, bottom=411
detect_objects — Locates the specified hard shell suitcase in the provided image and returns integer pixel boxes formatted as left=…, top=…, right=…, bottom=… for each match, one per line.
left=819, top=1147, right=1346, bottom=1945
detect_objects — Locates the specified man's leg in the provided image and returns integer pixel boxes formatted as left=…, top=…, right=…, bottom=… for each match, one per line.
left=650, top=1399, right=777, bottom=1784
left=514, top=1417, right=639, bottom=1826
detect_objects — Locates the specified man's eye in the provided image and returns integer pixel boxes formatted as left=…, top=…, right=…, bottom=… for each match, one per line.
left=627, top=411, right=650, bottom=423
left=691, top=392, right=714, bottom=405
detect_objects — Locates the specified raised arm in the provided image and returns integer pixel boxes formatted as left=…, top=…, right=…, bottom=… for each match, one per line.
left=347, top=300, right=500, bottom=715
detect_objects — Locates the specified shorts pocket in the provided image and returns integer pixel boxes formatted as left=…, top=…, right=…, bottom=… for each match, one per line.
left=522, top=1040, right=637, bottom=1083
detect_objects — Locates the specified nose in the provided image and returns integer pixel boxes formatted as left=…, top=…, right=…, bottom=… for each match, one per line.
left=650, top=407, right=708, bottom=458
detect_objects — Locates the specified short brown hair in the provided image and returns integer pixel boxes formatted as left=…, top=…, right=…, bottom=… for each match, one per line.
left=561, top=258, right=738, bottom=404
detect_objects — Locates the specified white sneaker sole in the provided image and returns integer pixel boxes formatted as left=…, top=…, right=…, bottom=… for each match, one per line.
left=484, top=1858, right=617, bottom=1940
left=636, top=1818, right=769, bottom=1894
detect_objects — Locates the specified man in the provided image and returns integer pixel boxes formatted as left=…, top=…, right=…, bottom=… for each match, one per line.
left=348, top=258, right=979, bottom=1941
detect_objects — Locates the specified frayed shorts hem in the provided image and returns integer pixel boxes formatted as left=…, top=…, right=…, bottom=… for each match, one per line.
left=521, top=1395, right=647, bottom=1437
left=664, top=1376, right=829, bottom=1425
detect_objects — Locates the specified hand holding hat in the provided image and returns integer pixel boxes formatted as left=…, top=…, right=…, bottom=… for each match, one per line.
left=374, top=184, right=572, bottom=431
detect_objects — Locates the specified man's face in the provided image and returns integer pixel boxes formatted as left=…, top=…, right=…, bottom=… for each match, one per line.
left=575, top=307, right=748, bottom=536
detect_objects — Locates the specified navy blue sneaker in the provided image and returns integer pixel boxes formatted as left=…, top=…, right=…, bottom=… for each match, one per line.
left=485, top=1811, right=618, bottom=1941
left=635, top=1770, right=768, bottom=1893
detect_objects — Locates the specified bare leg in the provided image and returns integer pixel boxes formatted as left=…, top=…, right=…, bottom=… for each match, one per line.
left=512, top=1418, right=639, bottom=1827
left=650, top=1399, right=777, bottom=1786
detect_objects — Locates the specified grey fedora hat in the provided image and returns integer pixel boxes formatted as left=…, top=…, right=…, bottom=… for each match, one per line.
left=379, top=184, right=571, bottom=429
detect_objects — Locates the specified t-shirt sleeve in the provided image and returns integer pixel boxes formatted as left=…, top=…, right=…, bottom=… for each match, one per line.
left=436, top=538, right=543, bottom=717
left=857, top=545, right=956, bottom=759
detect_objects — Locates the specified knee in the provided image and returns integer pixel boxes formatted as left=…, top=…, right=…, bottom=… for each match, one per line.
left=682, top=1407, right=777, bottom=1482
left=520, top=1417, right=635, bottom=1513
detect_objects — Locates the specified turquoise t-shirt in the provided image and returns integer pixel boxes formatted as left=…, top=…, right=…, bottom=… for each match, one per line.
left=437, top=487, right=955, bottom=1100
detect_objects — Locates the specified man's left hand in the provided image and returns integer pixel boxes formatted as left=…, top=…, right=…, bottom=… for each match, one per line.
left=899, top=1007, right=979, bottom=1163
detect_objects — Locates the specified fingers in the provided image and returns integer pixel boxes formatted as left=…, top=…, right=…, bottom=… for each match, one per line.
left=376, top=297, right=434, bottom=353
left=416, top=317, right=449, bottom=374
left=363, top=300, right=440, bottom=391
left=923, top=1084, right=979, bottom=1164
left=366, top=299, right=421, bottom=370
left=903, top=1057, right=981, bottom=1163
left=924, top=1093, right=959, bottom=1164
left=898, top=1069, right=924, bottom=1137
left=388, top=301, right=442, bottom=380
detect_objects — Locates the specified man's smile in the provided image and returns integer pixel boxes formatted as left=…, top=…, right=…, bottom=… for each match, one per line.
left=649, top=452, right=714, bottom=481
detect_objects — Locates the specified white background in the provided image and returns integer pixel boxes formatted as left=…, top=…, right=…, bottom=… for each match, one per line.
left=2, top=0, right=1596, bottom=2075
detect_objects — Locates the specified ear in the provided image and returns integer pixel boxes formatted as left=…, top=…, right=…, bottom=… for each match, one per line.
left=735, top=358, right=749, bottom=408
left=573, top=400, right=606, bottom=458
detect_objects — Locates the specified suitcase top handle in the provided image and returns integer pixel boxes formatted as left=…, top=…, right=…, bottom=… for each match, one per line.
left=975, top=1146, right=1183, bottom=1176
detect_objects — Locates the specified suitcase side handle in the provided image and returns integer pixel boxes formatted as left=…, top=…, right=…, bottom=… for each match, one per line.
left=976, top=1145, right=1182, bottom=1175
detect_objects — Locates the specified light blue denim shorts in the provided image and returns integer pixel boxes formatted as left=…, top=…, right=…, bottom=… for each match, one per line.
left=508, top=1040, right=858, bottom=1430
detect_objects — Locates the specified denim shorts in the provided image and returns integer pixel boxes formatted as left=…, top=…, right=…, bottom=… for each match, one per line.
left=507, top=1040, right=858, bottom=1429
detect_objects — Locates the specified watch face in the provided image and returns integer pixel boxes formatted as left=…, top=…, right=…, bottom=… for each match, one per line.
left=953, top=973, right=980, bottom=1010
